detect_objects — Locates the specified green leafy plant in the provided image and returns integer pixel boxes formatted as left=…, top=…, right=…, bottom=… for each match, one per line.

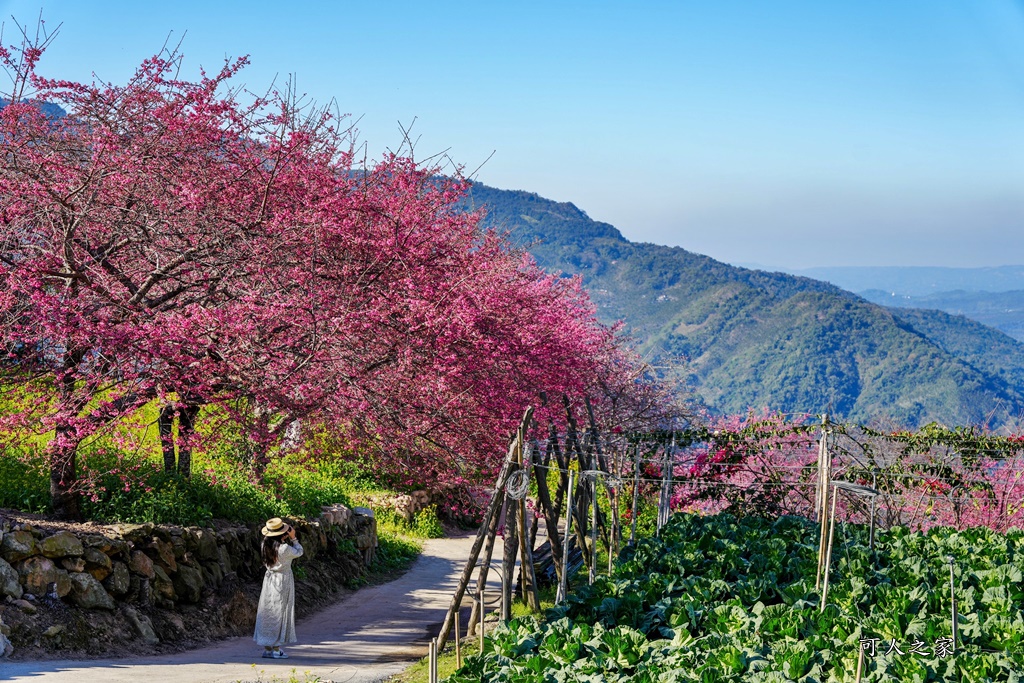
left=449, top=513, right=1024, bottom=682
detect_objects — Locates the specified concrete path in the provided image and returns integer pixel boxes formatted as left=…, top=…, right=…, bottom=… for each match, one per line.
left=1, top=534, right=501, bottom=683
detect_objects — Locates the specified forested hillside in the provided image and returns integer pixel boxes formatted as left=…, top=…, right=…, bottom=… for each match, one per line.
left=466, top=183, right=1024, bottom=428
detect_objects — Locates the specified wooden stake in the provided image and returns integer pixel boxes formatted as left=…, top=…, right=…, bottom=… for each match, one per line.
left=814, top=415, right=827, bottom=523
left=563, top=397, right=593, bottom=570
left=855, top=645, right=864, bottom=683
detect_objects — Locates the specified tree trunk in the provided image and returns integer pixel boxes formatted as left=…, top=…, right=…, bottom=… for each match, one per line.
left=176, top=403, right=200, bottom=478
left=159, top=404, right=176, bottom=473
left=49, top=428, right=81, bottom=521
left=50, top=358, right=85, bottom=521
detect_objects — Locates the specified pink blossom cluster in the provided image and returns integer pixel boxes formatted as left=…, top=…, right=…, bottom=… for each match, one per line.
left=666, top=412, right=1024, bottom=533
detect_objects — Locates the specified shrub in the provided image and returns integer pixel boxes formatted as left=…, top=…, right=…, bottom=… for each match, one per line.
left=0, top=449, right=48, bottom=513
left=373, top=531, right=422, bottom=573
left=412, top=504, right=445, bottom=538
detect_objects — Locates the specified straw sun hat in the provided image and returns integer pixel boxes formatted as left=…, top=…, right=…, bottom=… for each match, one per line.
left=261, top=517, right=292, bottom=537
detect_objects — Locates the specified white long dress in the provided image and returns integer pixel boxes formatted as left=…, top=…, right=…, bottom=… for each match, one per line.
left=253, top=540, right=304, bottom=647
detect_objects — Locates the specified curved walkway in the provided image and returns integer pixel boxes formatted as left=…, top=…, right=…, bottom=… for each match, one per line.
left=1, top=534, right=496, bottom=683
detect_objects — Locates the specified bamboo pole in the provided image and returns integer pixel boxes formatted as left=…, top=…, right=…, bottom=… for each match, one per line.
left=516, top=433, right=541, bottom=611
left=436, top=407, right=531, bottom=651
left=815, top=421, right=831, bottom=591
left=950, top=559, right=958, bottom=649
left=819, top=417, right=827, bottom=524
left=589, top=459, right=597, bottom=584
left=665, top=433, right=674, bottom=522
left=467, top=494, right=502, bottom=636
left=557, top=470, right=576, bottom=604
left=820, top=484, right=839, bottom=612
left=608, top=482, right=617, bottom=575
left=855, top=645, right=864, bottom=683
left=526, top=439, right=544, bottom=553
left=455, top=609, right=462, bottom=668
left=534, top=432, right=565, bottom=584
left=869, top=473, right=877, bottom=552
left=563, top=399, right=591, bottom=567
left=629, top=445, right=641, bottom=546
left=502, top=482, right=518, bottom=622
left=478, top=583, right=485, bottom=652
left=657, top=445, right=667, bottom=535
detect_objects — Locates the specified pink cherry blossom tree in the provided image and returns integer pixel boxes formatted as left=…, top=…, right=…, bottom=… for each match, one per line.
left=0, top=32, right=357, bottom=517
left=0, top=30, right=668, bottom=518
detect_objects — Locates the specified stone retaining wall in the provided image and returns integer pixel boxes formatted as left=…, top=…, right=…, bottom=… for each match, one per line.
left=363, top=489, right=433, bottom=523
left=0, top=503, right=376, bottom=658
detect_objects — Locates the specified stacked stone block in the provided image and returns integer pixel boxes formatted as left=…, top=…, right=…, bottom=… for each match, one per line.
left=0, top=504, right=376, bottom=657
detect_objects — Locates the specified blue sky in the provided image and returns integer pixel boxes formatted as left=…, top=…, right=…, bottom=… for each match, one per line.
left=1, top=1, right=1022, bottom=268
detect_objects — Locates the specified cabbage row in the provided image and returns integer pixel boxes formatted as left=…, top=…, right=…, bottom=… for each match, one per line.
left=450, top=514, right=1024, bottom=682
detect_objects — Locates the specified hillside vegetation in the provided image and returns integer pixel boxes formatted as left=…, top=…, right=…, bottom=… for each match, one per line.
left=466, top=183, right=1024, bottom=428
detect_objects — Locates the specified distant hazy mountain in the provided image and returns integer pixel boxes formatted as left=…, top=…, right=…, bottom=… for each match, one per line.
left=0, top=98, right=66, bottom=119
left=466, top=183, right=1024, bottom=428
left=860, top=289, right=1024, bottom=343
left=786, top=265, right=1024, bottom=296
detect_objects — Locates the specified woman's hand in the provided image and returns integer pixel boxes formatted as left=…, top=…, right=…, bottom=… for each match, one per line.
left=288, top=527, right=297, bottom=541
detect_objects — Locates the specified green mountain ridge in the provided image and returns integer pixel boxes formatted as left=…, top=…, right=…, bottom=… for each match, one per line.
left=466, top=183, right=1024, bottom=428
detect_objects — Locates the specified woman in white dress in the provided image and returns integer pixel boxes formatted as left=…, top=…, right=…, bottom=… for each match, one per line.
left=254, top=517, right=303, bottom=659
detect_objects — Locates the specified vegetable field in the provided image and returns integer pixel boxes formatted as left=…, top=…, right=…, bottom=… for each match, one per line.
left=452, top=514, right=1023, bottom=682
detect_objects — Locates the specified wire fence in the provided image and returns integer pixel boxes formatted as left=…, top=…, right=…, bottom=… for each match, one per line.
left=521, top=420, right=1024, bottom=534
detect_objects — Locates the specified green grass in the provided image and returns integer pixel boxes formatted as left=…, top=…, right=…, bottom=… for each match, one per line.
left=0, top=439, right=447, bottom=534
left=387, top=639, right=481, bottom=683
left=235, top=664, right=333, bottom=682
